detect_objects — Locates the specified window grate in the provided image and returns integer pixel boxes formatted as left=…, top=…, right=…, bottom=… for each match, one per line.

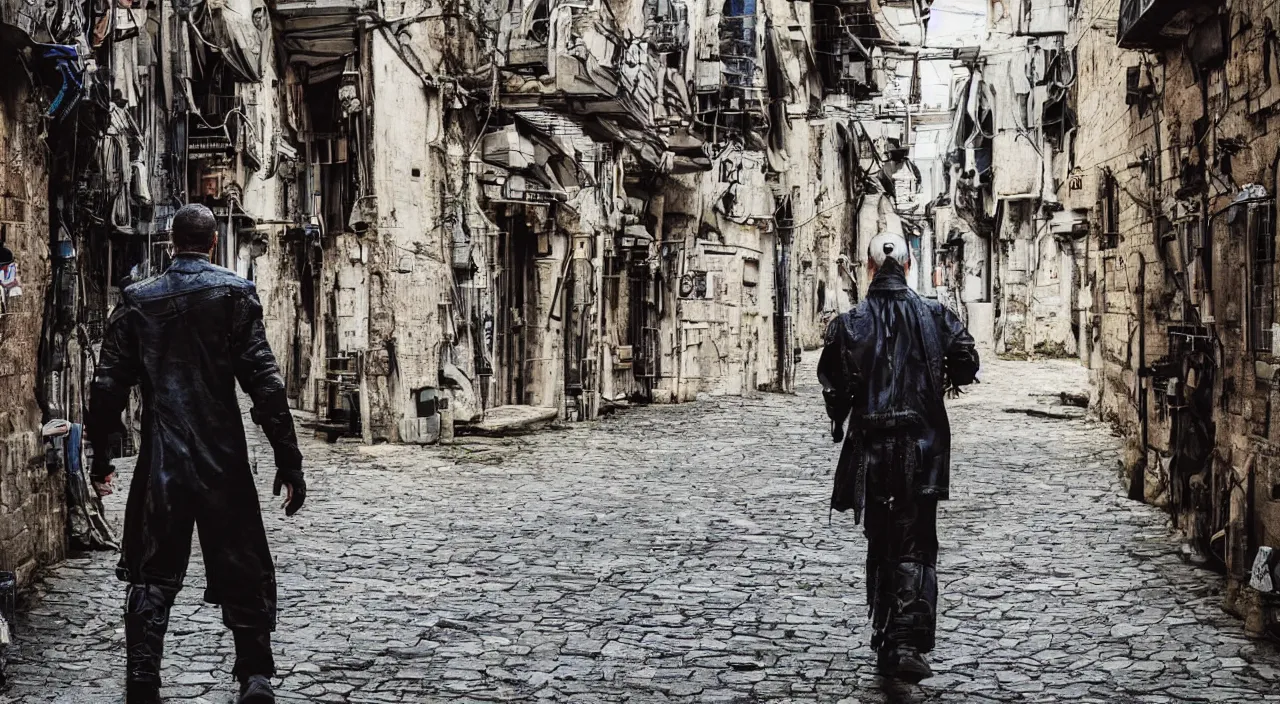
left=1250, top=203, right=1276, bottom=353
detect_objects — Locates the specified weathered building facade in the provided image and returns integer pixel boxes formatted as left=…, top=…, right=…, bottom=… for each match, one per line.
left=938, top=0, right=1086, bottom=357
left=0, top=0, right=299, bottom=584
left=1067, top=0, right=1280, bottom=637
left=229, top=0, right=935, bottom=442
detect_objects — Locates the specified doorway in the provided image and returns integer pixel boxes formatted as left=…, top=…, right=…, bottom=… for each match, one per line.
left=496, top=218, right=535, bottom=406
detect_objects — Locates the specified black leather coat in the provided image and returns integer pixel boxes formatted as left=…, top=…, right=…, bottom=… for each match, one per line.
left=818, top=266, right=979, bottom=520
left=88, top=254, right=301, bottom=604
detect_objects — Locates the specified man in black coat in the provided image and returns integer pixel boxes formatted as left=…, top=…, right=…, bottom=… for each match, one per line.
left=88, top=204, right=305, bottom=704
left=818, top=231, right=979, bottom=683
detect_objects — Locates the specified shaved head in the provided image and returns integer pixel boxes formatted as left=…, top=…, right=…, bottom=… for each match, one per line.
left=172, top=204, right=217, bottom=253
left=868, top=232, right=910, bottom=267
left=866, top=231, right=911, bottom=279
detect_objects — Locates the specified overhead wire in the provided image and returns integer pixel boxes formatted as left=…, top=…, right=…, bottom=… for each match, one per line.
left=185, top=6, right=229, bottom=54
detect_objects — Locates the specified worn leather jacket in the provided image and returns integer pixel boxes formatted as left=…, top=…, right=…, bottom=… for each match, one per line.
left=818, top=265, right=979, bottom=520
left=88, top=254, right=304, bottom=566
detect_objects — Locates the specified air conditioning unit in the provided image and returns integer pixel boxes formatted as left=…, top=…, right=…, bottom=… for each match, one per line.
left=615, top=345, right=634, bottom=370
left=679, top=270, right=714, bottom=299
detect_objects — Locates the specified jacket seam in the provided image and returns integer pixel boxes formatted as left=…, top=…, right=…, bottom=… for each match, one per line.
left=128, top=282, right=236, bottom=304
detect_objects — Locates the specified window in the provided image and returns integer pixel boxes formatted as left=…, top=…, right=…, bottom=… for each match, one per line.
left=1250, top=202, right=1277, bottom=354
left=1100, top=168, right=1120, bottom=250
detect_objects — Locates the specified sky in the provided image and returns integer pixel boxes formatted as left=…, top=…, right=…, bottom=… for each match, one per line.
left=919, top=0, right=987, bottom=109
left=926, top=0, right=987, bottom=47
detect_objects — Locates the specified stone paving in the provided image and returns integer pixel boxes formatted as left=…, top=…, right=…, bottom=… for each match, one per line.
left=5, top=356, right=1280, bottom=703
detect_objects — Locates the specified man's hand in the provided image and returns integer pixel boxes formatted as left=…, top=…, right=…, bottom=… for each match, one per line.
left=273, top=468, right=306, bottom=516
left=93, top=472, right=115, bottom=497
left=89, top=445, right=116, bottom=496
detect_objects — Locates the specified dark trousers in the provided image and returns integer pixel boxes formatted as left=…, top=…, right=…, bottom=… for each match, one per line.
left=864, top=495, right=939, bottom=653
left=119, top=475, right=277, bottom=685
left=123, top=584, right=275, bottom=686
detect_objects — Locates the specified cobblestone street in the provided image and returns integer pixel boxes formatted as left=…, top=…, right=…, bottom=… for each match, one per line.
left=6, top=357, right=1280, bottom=703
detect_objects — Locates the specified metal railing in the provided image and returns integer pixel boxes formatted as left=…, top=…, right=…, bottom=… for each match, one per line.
left=1117, top=0, right=1156, bottom=43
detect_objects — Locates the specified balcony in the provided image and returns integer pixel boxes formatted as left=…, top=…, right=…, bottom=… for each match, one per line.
left=644, top=0, right=689, bottom=54
left=499, top=1, right=624, bottom=102
left=813, top=23, right=879, bottom=97
left=272, top=0, right=368, bottom=19
left=272, top=0, right=369, bottom=68
left=500, top=0, right=550, bottom=72
left=811, top=0, right=882, bottom=97
left=1116, top=0, right=1218, bottom=50
left=188, top=95, right=246, bottom=158
left=648, top=19, right=687, bottom=54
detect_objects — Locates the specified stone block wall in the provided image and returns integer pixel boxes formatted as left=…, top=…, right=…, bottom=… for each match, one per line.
left=1071, top=0, right=1280, bottom=634
left=0, top=72, right=64, bottom=586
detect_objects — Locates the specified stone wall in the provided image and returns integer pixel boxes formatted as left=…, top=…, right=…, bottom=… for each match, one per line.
left=1070, top=0, right=1280, bottom=635
left=0, top=69, right=64, bottom=586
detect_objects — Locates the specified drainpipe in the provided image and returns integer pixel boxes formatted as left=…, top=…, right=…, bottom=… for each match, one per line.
left=1133, top=63, right=1161, bottom=503
left=1133, top=252, right=1148, bottom=502
left=775, top=230, right=792, bottom=392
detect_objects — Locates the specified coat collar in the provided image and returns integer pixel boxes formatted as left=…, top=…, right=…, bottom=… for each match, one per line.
left=868, top=265, right=910, bottom=293
left=169, top=253, right=213, bottom=273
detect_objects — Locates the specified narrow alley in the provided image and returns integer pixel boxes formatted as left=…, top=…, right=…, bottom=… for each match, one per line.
left=6, top=357, right=1279, bottom=703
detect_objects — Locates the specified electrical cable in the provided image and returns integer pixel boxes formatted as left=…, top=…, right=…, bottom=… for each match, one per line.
left=186, top=14, right=228, bottom=53
left=467, top=65, right=499, bottom=157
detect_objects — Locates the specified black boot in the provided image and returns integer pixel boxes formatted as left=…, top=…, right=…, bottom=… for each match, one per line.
left=231, top=628, right=275, bottom=702
left=125, top=680, right=163, bottom=704
left=238, top=674, right=274, bottom=703
left=124, top=585, right=171, bottom=701
left=877, top=645, right=933, bottom=683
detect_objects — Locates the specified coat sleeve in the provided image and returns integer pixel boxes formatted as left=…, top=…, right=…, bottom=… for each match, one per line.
left=88, top=300, right=140, bottom=480
left=939, top=306, right=980, bottom=388
left=231, top=285, right=303, bottom=475
left=817, top=316, right=857, bottom=427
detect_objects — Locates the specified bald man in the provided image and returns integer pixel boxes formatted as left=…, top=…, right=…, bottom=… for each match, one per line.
left=88, top=203, right=304, bottom=703
left=817, top=232, right=980, bottom=682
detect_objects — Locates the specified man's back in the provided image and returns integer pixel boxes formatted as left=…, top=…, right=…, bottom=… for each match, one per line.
left=818, top=264, right=979, bottom=508
left=838, top=289, right=974, bottom=417
left=821, top=270, right=977, bottom=429
left=117, top=255, right=259, bottom=482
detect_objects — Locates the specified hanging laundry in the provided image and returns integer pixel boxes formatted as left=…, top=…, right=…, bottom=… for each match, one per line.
left=42, top=420, right=119, bottom=551
left=38, top=45, right=83, bottom=120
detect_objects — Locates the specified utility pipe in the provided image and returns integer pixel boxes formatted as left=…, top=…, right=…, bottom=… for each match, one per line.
left=1133, top=252, right=1148, bottom=502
